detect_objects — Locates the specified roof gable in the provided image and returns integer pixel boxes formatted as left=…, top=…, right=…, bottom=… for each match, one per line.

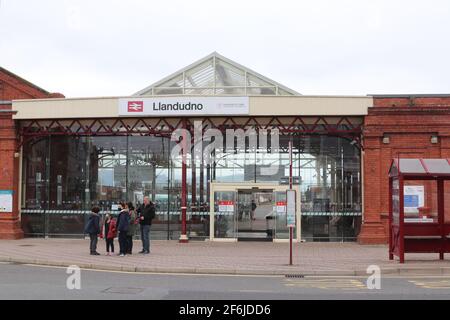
left=0, top=67, right=53, bottom=99
left=134, top=52, right=300, bottom=96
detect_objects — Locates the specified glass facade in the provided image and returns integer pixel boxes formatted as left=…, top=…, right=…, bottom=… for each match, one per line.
left=21, top=133, right=362, bottom=241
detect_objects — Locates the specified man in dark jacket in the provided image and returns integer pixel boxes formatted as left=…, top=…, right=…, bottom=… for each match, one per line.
left=138, top=196, right=155, bottom=254
left=116, top=202, right=130, bottom=256
left=85, top=207, right=101, bottom=255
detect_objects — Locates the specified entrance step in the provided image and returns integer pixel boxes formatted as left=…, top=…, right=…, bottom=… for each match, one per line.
left=237, top=231, right=272, bottom=241
left=238, top=237, right=272, bottom=242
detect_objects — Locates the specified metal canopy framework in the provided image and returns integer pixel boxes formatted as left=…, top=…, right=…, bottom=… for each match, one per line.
left=17, top=116, right=364, bottom=172
left=134, top=52, right=300, bottom=96
left=18, top=116, right=363, bottom=149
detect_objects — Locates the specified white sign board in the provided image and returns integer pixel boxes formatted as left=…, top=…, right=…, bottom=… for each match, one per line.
left=119, top=97, right=249, bottom=117
left=276, top=201, right=287, bottom=214
left=286, top=190, right=296, bottom=227
left=404, top=186, right=425, bottom=214
left=218, top=201, right=234, bottom=213
left=0, top=190, right=13, bottom=213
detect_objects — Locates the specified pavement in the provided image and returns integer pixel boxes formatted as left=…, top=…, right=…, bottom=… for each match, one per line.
left=1, top=238, right=450, bottom=276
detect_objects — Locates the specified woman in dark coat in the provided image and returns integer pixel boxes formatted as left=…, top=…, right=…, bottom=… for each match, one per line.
left=126, top=202, right=137, bottom=254
left=85, top=206, right=101, bottom=255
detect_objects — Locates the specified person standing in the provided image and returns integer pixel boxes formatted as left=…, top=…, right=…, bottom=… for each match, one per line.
left=85, top=207, right=101, bottom=255
left=116, top=202, right=130, bottom=257
left=138, top=196, right=155, bottom=254
left=126, top=202, right=137, bottom=255
left=251, top=200, right=257, bottom=221
left=102, top=213, right=116, bottom=256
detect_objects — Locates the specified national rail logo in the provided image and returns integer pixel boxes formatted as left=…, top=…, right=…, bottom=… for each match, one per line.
left=127, top=101, right=144, bottom=112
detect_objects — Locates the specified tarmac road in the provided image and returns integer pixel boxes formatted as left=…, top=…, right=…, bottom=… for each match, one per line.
left=1, top=262, right=450, bottom=300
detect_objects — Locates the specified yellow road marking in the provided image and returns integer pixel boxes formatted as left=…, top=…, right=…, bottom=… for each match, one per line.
left=409, top=280, right=450, bottom=289
left=284, top=278, right=367, bottom=290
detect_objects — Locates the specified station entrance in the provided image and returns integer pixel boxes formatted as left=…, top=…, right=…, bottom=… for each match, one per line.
left=209, top=182, right=301, bottom=242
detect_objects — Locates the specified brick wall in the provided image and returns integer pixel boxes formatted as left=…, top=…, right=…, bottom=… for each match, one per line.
left=358, top=96, right=450, bottom=244
left=0, top=67, right=63, bottom=239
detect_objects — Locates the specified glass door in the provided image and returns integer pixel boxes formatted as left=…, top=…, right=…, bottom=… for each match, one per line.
left=273, top=189, right=300, bottom=240
left=236, top=189, right=274, bottom=240
left=236, top=190, right=252, bottom=231
left=213, top=191, right=236, bottom=239
left=274, top=191, right=289, bottom=239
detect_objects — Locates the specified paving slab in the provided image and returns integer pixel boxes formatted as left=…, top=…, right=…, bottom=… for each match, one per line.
left=0, top=238, right=449, bottom=276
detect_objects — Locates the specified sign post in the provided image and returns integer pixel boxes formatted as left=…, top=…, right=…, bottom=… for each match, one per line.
left=287, top=190, right=296, bottom=265
left=288, top=138, right=294, bottom=265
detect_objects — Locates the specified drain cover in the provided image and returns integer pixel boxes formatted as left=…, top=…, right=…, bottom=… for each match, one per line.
left=18, top=244, right=35, bottom=247
left=285, top=274, right=305, bottom=278
left=102, top=287, right=145, bottom=295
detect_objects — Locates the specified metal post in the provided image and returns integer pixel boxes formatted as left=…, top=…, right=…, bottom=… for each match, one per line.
left=167, top=138, right=171, bottom=240
left=438, top=179, right=445, bottom=260
left=206, top=163, right=211, bottom=207
left=389, top=176, right=393, bottom=260
left=289, top=138, right=293, bottom=266
left=192, top=149, right=196, bottom=212
left=200, top=149, right=204, bottom=211
left=45, top=135, right=51, bottom=239
left=179, top=119, right=189, bottom=243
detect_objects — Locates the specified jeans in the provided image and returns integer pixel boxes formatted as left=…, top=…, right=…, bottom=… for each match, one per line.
left=106, top=238, right=114, bottom=253
left=89, top=234, right=98, bottom=253
left=118, top=232, right=128, bottom=255
left=141, top=224, right=150, bottom=252
left=126, top=235, right=133, bottom=254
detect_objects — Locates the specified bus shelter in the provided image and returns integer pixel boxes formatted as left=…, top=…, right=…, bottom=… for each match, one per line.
left=389, top=158, right=450, bottom=263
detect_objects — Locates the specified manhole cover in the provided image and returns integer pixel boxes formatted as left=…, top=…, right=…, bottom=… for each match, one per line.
left=102, top=287, right=145, bottom=295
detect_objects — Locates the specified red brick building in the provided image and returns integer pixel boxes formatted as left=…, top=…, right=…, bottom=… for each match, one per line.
left=359, top=95, right=450, bottom=244
left=1, top=56, right=449, bottom=243
left=0, top=67, right=63, bottom=239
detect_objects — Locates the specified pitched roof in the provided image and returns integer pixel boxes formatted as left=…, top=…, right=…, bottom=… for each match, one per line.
left=134, top=52, right=300, bottom=96
left=0, top=66, right=50, bottom=97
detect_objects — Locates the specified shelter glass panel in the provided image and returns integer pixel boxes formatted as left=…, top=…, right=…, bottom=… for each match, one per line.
left=445, top=181, right=450, bottom=223
left=403, top=180, right=438, bottom=224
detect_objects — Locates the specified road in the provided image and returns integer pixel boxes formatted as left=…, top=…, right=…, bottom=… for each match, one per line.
left=1, top=262, right=450, bottom=300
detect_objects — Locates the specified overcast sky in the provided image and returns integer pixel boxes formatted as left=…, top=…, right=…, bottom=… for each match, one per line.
left=1, top=0, right=450, bottom=97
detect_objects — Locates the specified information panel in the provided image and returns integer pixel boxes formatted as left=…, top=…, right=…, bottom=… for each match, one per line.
left=0, top=190, right=13, bottom=213
left=404, top=185, right=424, bottom=214
left=286, top=190, right=296, bottom=227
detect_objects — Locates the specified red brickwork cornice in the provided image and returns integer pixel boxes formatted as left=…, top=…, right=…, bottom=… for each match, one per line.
left=373, top=96, right=450, bottom=108
left=368, top=106, right=450, bottom=116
